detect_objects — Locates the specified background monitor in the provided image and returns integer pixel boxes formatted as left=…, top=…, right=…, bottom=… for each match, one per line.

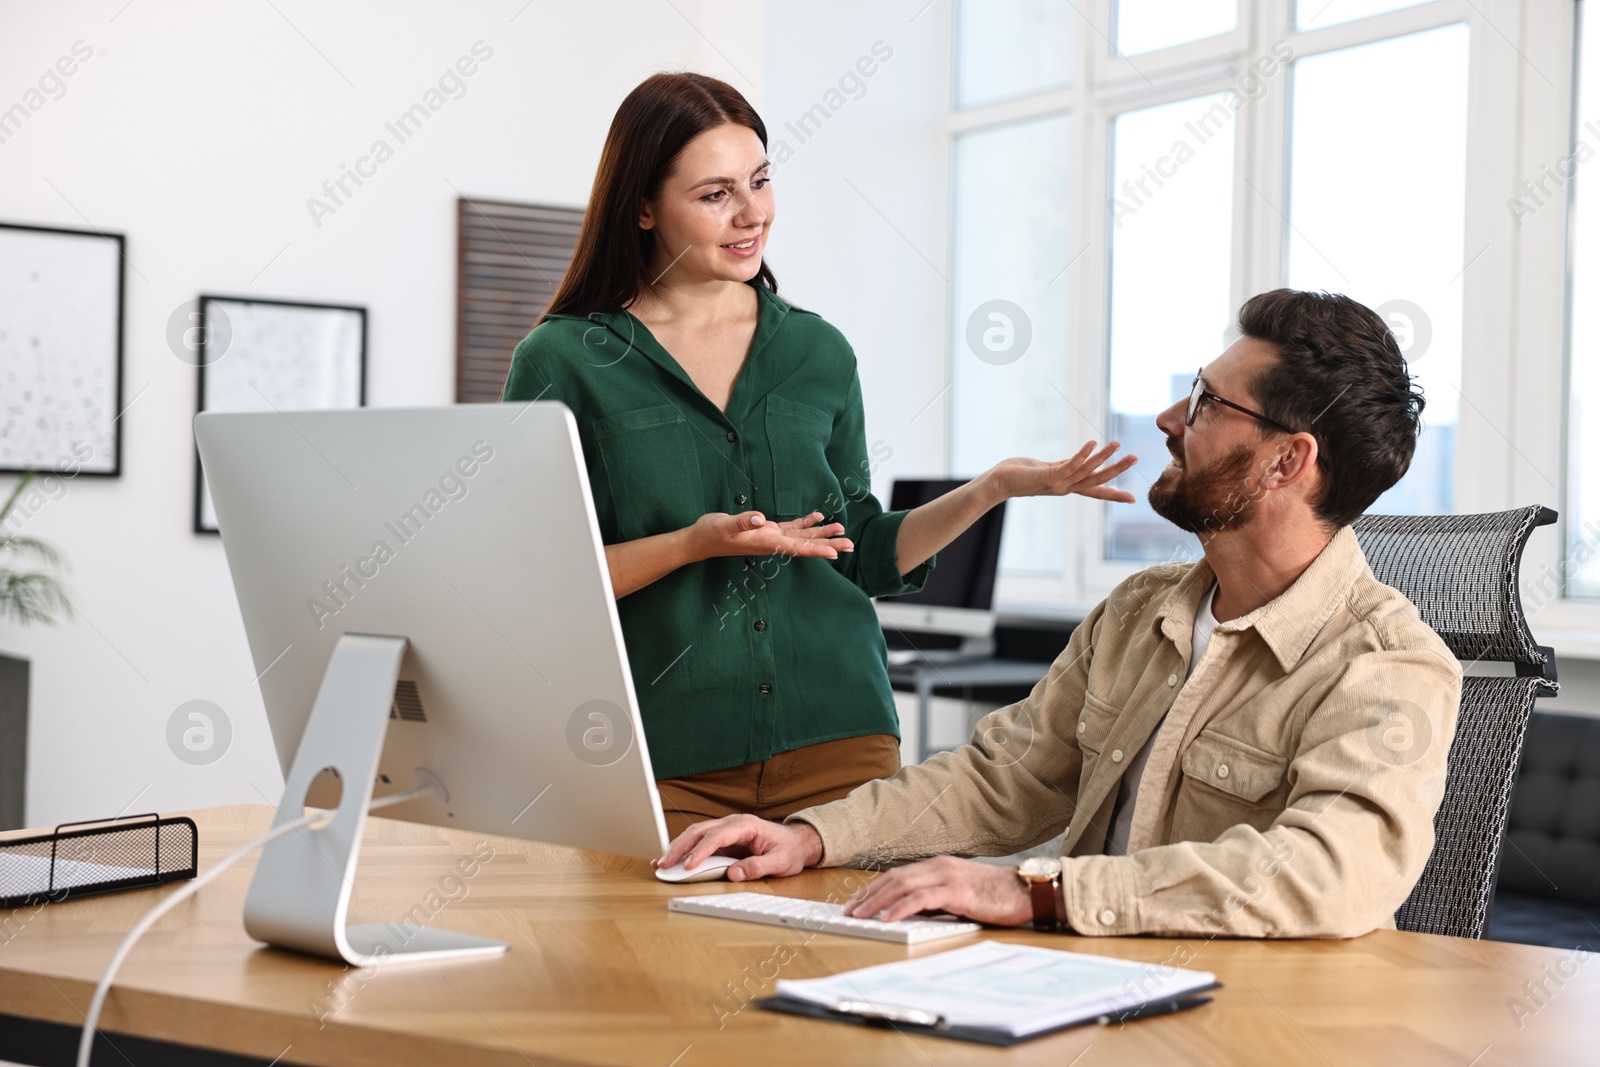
left=195, top=403, right=669, bottom=862
left=874, top=478, right=1005, bottom=651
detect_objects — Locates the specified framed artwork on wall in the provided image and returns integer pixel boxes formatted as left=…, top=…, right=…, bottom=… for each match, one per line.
left=194, top=295, right=366, bottom=534
left=0, top=221, right=125, bottom=476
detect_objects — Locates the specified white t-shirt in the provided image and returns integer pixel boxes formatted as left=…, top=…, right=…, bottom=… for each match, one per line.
left=1105, top=583, right=1221, bottom=857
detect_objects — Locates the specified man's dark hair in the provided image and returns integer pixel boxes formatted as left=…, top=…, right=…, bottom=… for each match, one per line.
left=1238, top=289, right=1425, bottom=529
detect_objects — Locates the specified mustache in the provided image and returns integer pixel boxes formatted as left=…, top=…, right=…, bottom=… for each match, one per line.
left=1166, top=436, right=1183, bottom=464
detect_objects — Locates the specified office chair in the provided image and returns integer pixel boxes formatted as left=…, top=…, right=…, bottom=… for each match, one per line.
left=1352, top=505, right=1560, bottom=939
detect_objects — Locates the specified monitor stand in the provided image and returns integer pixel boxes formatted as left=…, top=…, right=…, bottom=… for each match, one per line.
left=242, top=632, right=510, bottom=965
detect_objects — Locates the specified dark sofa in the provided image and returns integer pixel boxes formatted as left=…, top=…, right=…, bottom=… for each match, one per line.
left=1486, top=710, right=1600, bottom=950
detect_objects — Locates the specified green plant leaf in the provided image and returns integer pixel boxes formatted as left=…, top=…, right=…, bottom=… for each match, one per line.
left=0, top=471, right=73, bottom=627
left=0, top=571, right=73, bottom=627
left=0, top=535, right=65, bottom=569
left=0, top=471, right=36, bottom=528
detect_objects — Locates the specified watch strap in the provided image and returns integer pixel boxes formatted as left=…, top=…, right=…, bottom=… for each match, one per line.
left=1029, top=876, right=1060, bottom=930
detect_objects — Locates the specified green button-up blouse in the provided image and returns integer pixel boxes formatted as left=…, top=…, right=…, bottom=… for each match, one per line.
left=502, top=282, right=935, bottom=780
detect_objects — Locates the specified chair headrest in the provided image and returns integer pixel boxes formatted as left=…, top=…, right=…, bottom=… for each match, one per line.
left=1353, top=505, right=1556, bottom=689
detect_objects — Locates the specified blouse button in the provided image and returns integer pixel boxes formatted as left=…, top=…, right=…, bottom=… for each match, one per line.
left=753, top=619, right=767, bottom=632
left=1099, top=908, right=1116, bottom=925
left=745, top=556, right=757, bottom=567
left=1111, top=749, right=1124, bottom=763
left=758, top=683, right=772, bottom=694
left=734, top=493, right=748, bottom=506
left=1167, top=673, right=1178, bottom=687
left=1077, top=721, right=1086, bottom=734
left=726, top=430, right=739, bottom=443
left=1216, top=764, right=1230, bottom=780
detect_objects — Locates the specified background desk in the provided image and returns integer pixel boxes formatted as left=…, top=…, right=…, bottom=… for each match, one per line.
left=883, top=617, right=1076, bottom=763
left=0, top=805, right=1594, bottom=1066
left=887, top=658, right=1051, bottom=763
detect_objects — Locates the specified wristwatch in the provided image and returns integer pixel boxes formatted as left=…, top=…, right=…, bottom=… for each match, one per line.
left=1016, top=856, right=1064, bottom=931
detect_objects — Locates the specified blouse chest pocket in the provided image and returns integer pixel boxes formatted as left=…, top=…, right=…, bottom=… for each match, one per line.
left=765, top=395, right=843, bottom=521
left=594, top=404, right=705, bottom=542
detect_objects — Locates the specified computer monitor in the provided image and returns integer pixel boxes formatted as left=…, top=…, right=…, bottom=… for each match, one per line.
left=874, top=479, right=1005, bottom=655
left=194, top=402, right=667, bottom=965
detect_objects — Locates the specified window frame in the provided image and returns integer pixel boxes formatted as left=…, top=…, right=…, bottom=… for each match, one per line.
left=1094, top=0, right=1253, bottom=86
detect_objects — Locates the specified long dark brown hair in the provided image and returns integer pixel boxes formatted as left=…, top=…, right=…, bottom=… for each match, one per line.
left=541, top=72, right=778, bottom=323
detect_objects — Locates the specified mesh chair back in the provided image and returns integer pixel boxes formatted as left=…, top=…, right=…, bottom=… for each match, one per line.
left=1352, top=509, right=1555, bottom=674
left=1353, top=506, right=1558, bottom=939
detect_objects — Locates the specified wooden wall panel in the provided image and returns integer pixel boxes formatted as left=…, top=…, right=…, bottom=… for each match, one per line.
left=455, top=197, right=583, bottom=402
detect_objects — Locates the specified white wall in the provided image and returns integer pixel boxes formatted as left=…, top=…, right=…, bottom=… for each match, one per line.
left=0, top=0, right=810, bottom=824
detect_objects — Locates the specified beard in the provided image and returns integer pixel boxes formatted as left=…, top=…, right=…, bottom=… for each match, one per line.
left=1148, top=438, right=1262, bottom=535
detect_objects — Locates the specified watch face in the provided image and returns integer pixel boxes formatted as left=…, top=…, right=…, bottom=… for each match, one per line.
left=1018, top=856, right=1063, bottom=879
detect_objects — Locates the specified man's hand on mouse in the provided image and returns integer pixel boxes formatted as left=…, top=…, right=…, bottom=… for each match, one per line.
left=654, top=814, right=823, bottom=881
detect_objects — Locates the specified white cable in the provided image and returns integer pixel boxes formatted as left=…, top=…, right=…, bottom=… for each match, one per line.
left=76, top=780, right=439, bottom=1067
left=74, top=809, right=320, bottom=1067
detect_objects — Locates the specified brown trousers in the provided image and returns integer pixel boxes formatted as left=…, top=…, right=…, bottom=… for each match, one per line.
left=656, top=733, right=901, bottom=839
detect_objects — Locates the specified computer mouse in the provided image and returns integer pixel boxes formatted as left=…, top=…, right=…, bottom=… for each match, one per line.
left=654, top=854, right=738, bottom=883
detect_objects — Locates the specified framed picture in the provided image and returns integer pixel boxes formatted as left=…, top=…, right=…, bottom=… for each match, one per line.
left=194, top=295, right=366, bottom=534
left=0, top=221, right=125, bottom=476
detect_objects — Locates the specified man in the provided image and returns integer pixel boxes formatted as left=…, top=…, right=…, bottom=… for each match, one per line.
left=656, top=289, right=1462, bottom=939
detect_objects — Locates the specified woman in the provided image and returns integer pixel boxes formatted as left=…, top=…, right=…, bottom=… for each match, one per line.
left=503, top=72, right=1135, bottom=838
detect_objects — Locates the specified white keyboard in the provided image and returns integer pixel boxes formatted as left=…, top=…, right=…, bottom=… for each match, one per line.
left=668, top=892, right=983, bottom=945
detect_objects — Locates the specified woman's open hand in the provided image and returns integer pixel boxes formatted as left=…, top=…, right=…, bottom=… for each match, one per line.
left=987, top=440, right=1139, bottom=504
left=687, top=510, right=854, bottom=561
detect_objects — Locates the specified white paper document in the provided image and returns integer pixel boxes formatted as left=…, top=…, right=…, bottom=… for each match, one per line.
left=774, top=939, right=1216, bottom=1038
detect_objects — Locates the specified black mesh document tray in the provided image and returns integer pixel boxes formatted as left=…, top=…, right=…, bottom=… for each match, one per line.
left=0, top=813, right=198, bottom=908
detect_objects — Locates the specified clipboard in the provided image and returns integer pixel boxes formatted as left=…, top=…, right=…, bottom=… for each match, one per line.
left=755, top=984, right=1220, bottom=1047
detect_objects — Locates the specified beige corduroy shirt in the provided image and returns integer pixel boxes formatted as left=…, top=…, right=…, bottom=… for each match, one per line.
left=788, top=525, right=1463, bottom=938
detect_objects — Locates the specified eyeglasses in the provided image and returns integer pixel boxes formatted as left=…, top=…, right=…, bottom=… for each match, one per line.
left=1186, top=368, right=1301, bottom=435
left=1184, top=368, right=1329, bottom=468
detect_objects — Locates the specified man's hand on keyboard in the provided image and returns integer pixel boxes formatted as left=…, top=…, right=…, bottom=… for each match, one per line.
left=842, top=856, right=1033, bottom=926
left=654, top=815, right=824, bottom=882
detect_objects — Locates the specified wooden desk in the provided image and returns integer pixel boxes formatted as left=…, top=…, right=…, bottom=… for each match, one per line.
left=1, top=805, right=1595, bottom=1066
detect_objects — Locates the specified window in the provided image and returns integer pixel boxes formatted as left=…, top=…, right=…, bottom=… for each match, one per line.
left=950, top=114, right=1074, bottom=575
left=954, top=0, right=1074, bottom=108
left=1114, top=0, right=1236, bottom=57
left=947, top=1, right=1586, bottom=628
left=1105, top=94, right=1237, bottom=562
left=1568, top=3, right=1600, bottom=597
left=1294, top=0, right=1429, bottom=32
left=1285, top=24, right=1470, bottom=516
